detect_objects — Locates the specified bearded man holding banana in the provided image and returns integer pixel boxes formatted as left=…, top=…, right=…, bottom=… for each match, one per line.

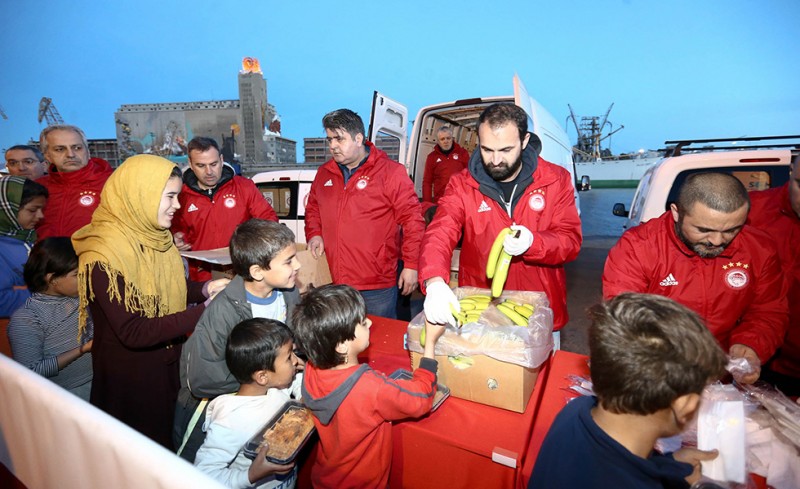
left=418, top=103, right=581, bottom=345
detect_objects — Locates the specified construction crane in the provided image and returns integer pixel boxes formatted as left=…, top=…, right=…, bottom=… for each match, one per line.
left=566, top=103, right=624, bottom=161
left=37, top=97, right=64, bottom=126
left=0, top=104, right=7, bottom=120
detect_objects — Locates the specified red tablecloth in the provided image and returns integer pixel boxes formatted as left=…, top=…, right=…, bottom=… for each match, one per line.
left=299, top=315, right=552, bottom=489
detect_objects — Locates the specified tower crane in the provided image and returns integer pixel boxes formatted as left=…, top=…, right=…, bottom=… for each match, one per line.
left=37, top=97, right=64, bottom=126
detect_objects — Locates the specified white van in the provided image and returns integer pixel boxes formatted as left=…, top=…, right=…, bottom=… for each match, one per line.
left=613, top=136, right=797, bottom=230
left=252, top=74, right=580, bottom=245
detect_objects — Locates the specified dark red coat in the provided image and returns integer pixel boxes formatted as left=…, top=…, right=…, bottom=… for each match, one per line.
left=36, top=158, right=113, bottom=240
left=304, top=142, right=424, bottom=290
left=422, top=143, right=470, bottom=204
left=603, top=211, right=788, bottom=362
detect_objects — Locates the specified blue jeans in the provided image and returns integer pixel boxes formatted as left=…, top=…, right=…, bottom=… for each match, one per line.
left=359, top=286, right=398, bottom=319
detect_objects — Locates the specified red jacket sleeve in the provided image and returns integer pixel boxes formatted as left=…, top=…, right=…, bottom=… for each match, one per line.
left=90, top=268, right=205, bottom=349
left=386, top=165, right=425, bottom=270
left=422, top=152, right=436, bottom=203
left=375, top=358, right=437, bottom=421
left=521, top=173, right=582, bottom=266
left=602, top=230, right=651, bottom=300
left=304, top=171, right=324, bottom=242
left=418, top=179, right=467, bottom=287
left=728, top=245, right=789, bottom=362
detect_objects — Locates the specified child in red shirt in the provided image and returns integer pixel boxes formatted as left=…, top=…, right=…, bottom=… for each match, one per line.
left=292, top=284, right=445, bottom=489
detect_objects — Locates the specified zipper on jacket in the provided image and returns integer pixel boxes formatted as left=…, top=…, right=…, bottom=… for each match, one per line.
left=498, top=184, right=517, bottom=217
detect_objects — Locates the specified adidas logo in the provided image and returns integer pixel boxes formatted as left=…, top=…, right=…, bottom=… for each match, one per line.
left=324, top=179, right=333, bottom=187
left=477, top=201, right=491, bottom=213
left=659, top=273, right=679, bottom=286
left=187, top=203, right=199, bottom=213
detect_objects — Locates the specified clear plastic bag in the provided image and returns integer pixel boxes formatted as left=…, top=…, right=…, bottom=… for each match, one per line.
left=407, top=286, right=553, bottom=368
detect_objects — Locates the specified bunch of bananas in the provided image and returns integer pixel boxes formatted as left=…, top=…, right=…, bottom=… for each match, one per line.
left=486, top=228, right=514, bottom=298
left=496, top=300, right=535, bottom=327
left=449, top=294, right=492, bottom=327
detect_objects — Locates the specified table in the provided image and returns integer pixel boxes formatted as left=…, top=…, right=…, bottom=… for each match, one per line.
left=298, top=315, right=552, bottom=489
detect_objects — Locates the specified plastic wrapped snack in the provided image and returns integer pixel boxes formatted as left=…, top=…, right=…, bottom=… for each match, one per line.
left=407, top=286, right=554, bottom=369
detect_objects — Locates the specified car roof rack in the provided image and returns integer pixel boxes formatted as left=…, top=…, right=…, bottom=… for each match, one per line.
left=662, top=135, right=800, bottom=157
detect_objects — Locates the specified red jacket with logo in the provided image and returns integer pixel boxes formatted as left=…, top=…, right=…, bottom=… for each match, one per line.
left=418, top=142, right=582, bottom=330
left=603, top=211, right=788, bottom=362
left=172, top=168, right=277, bottom=281
left=748, top=183, right=800, bottom=376
left=36, top=157, right=113, bottom=240
left=422, top=143, right=470, bottom=204
left=304, top=142, right=425, bottom=290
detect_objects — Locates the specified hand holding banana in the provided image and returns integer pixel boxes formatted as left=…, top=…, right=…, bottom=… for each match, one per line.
left=486, top=225, right=533, bottom=298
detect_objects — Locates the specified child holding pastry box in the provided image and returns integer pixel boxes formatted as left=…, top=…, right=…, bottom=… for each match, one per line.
left=194, top=318, right=302, bottom=489
left=530, top=293, right=727, bottom=489
left=292, top=284, right=446, bottom=489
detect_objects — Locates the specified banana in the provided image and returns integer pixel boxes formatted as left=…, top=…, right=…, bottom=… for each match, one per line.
left=491, top=251, right=512, bottom=298
left=514, top=305, right=533, bottom=319
left=449, top=303, right=463, bottom=327
left=447, top=355, right=475, bottom=370
left=497, top=303, right=529, bottom=327
left=459, top=302, right=477, bottom=311
left=520, top=303, right=534, bottom=313
left=465, top=294, right=492, bottom=303
left=486, top=228, right=512, bottom=279
left=419, top=327, right=426, bottom=347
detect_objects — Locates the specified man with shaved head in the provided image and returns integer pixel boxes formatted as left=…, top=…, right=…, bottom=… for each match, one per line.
left=603, top=172, right=788, bottom=384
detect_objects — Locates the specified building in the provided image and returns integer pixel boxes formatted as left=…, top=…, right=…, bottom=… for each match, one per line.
left=303, top=135, right=402, bottom=164
left=87, top=139, right=121, bottom=167
left=114, top=59, right=296, bottom=174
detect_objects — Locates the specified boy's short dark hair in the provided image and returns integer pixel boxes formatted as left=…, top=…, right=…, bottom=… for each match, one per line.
left=226, top=318, right=294, bottom=385
left=588, top=293, right=727, bottom=415
left=291, top=284, right=366, bottom=369
left=229, top=219, right=295, bottom=280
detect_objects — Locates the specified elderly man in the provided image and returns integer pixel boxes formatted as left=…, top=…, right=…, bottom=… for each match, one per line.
left=171, top=137, right=278, bottom=281
left=36, top=125, right=113, bottom=239
left=603, top=172, right=788, bottom=384
left=422, top=126, right=469, bottom=205
left=305, top=109, right=425, bottom=319
left=748, top=154, right=800, bottom=395
left=420, top=103, right=582, bottom=338
left=5, top=145, right=48, bottom=179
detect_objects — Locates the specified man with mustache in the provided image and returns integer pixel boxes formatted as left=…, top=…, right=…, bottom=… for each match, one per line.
left=603, top=172, right=788, bottom=384
left=419, top=103, right=582, bottom=344
left=305, top=109, right=424, bottom=319
left=36, top=125, right=113, bottom=240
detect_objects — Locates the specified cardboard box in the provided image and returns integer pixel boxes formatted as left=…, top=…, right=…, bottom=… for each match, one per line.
left=410, top=351, right=540, bottom=413
left=294, top=243, right=332, bottom=293
left=279, top=188, right=291, bottom=215
left=261, top=190, right=277, bottom=210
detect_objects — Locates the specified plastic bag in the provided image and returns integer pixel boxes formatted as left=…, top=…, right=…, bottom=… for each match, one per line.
left=407, top=286, right=553, bottom=369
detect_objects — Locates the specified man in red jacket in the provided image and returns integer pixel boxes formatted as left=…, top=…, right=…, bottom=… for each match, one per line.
left=422, top=126, right=469, bottom=206
left=36, top=125, right=113, bottom=240
left=419, top=103, right=582, bottom=339
left=304, top=109, right=424, bottom=319
left=748, top=154, right=800, bottom=395
left=603, top=172, right=788, bottom=384
left=172, top=137, right=278, bottom=281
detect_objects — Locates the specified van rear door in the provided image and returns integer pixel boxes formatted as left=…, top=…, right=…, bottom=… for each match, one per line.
left=368, top=91, right=409, bottom=172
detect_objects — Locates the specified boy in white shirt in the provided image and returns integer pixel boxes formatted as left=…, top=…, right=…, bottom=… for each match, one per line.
left=194, top=318, right=302, bottom=489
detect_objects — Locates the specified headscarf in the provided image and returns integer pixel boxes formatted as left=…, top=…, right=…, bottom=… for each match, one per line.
left=72, top=155, right=187, bottom=332
left=0, top=176, right=37, bottom=245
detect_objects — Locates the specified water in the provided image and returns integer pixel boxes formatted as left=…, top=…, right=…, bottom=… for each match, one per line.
left=579, top=188, right=636, bottom=238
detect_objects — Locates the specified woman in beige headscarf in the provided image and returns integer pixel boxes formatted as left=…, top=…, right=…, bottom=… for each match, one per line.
left=73, top=154, right=228, bottom=448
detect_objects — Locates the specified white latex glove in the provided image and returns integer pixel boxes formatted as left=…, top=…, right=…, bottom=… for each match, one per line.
left=423, top=280, right=460, bottom=326
left=503, top=224, right=534, bottom=256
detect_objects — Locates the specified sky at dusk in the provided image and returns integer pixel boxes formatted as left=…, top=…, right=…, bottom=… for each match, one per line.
left=1, top=0, right=797, bottom=158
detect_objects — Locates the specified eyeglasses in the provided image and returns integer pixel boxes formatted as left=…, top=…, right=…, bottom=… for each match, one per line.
left=6, top=158, right=41, bottom=167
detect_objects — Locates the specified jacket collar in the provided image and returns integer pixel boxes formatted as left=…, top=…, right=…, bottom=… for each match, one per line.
left=183, top=163, right=235, bottom=199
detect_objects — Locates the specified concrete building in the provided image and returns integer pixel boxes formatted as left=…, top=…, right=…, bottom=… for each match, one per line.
left=114, top=61, right=295, bottom=174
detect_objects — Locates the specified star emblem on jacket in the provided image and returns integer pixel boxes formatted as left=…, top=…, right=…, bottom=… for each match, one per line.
left=78, top=191, right=97, bottom=207
left=722, top=261, right=750, bottom=290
